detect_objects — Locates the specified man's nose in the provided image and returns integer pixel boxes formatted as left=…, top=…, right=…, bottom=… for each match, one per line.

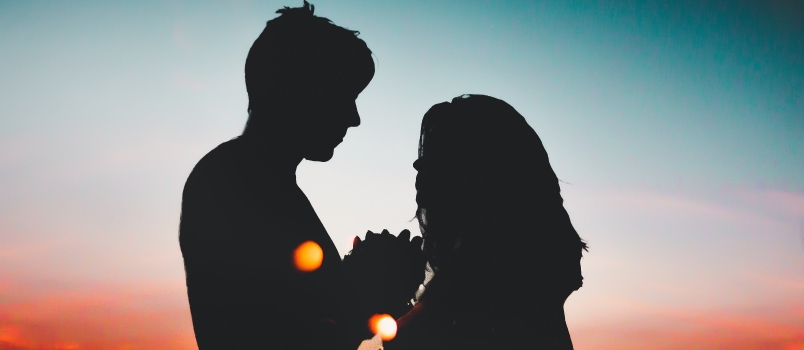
left=346, top=102, right=360, bottom=127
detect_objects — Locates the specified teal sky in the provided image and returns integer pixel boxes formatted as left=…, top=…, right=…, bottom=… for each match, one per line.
left=1, top=1, right=802, bottom=349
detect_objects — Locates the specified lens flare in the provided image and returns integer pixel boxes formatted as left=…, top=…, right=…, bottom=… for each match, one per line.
left=294, top=241, right=323, bottom=272
left=368, top=314, right=397, bottom=341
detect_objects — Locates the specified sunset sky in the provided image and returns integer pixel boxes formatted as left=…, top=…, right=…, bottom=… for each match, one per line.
left=1, top=0, right=803, bottom=349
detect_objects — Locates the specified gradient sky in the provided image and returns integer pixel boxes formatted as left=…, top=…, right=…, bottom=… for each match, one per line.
left=1, top=0, right=802, bottom=349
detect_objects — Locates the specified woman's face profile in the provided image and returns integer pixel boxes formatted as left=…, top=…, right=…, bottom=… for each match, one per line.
left=413, top=157, right=431, bottom=208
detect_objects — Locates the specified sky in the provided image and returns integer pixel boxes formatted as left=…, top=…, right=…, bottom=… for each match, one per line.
left=0, top=0, right=802, bottom=349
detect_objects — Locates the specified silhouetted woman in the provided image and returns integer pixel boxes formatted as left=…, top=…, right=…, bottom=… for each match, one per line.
left=387, top=95, right=588, bottom=350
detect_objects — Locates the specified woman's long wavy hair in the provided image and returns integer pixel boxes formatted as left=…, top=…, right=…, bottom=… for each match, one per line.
left=414, top=95, right=587, bottom=311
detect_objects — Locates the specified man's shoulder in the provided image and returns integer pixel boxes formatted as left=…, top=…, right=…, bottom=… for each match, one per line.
left=196, top=137, right=244, bottom=168
left=183, top=138, right=245, bottom=191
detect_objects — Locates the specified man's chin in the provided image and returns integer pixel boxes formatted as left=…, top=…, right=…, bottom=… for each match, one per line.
left=304, top=149, right=335, bottom=162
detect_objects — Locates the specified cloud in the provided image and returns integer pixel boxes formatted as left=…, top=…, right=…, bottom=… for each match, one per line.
left=172, top=23, right=193, bottom=51
left=610, top=188, right=801, bottom=228
left=565, top=185, right=804, bottom=242
left=172, top=73, right=206, bottom=91
left=571, top=300, right=804, bottom=350
left=0, top=128, right=205, bottom=187
left=0, top=278, right=196, bottom=350
left=562, top=185, right=804, bottom=348
left=733, top=187, right=804, bottom=220
left=0, top=236, right=72, bottom=260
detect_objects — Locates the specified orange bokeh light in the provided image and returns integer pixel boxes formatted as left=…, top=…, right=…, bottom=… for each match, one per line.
left=294, top=241, right=323, bottom=272
left=368, top=314, right=397, bottom=341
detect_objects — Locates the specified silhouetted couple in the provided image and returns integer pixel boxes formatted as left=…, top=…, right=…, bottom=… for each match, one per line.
left=179, top=2, right=587, bottom=349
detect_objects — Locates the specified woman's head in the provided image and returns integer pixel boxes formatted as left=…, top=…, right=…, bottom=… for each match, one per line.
left=414, top=95, right=578, bottom=273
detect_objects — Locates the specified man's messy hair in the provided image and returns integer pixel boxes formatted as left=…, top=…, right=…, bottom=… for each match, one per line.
left=244, top=1, right=374, bottom=115
left=275, top=0, right=317, bottom=17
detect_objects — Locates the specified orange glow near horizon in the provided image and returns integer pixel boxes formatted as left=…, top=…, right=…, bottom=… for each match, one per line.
left=368, top=314, right=397, bottom=341
left=0, top=279, right=197, bottom=350
left=0, top=275, right=802, bottom=349
left=294, top=241, right=323, bottom=272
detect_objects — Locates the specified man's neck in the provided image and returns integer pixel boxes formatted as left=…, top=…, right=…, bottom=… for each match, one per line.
left=239, top=133, right=303, bottom=174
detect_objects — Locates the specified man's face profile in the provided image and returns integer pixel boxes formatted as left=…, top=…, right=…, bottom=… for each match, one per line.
left=293, top=88, right=362, bottom=162
left=241, top=4, right=374, bottom=163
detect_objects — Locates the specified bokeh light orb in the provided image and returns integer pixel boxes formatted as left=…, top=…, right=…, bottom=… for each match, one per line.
left=294, top=241, right=323, bottom=272
left=369, top=314, right=397, bottom=341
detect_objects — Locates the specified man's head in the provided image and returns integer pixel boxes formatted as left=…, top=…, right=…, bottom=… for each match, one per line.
left=243, top=1, right=375, bottom=161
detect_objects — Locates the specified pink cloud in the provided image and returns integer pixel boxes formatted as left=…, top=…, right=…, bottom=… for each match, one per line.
left=0, top=236, right=72, bottom=260
left=0, top=278, right=196, bottom=350
left=172, top=73, right=206, bottom=91
left=572, top=301, right=804, bottom=350
left=568, top=186, right=804, bottom=236
left=172, top=23, right=193, bottom=51
left=733, top=188, right=804, bottom=219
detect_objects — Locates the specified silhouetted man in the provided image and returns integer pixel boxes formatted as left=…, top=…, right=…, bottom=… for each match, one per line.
left=179, top=2, right=377, bottom=349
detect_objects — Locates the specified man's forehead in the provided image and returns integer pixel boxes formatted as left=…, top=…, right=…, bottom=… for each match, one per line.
left=306, top=82, right=361, bottom=100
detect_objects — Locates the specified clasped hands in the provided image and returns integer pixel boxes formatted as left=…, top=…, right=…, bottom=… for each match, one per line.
left=341, top=229, right=426, bottom=320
